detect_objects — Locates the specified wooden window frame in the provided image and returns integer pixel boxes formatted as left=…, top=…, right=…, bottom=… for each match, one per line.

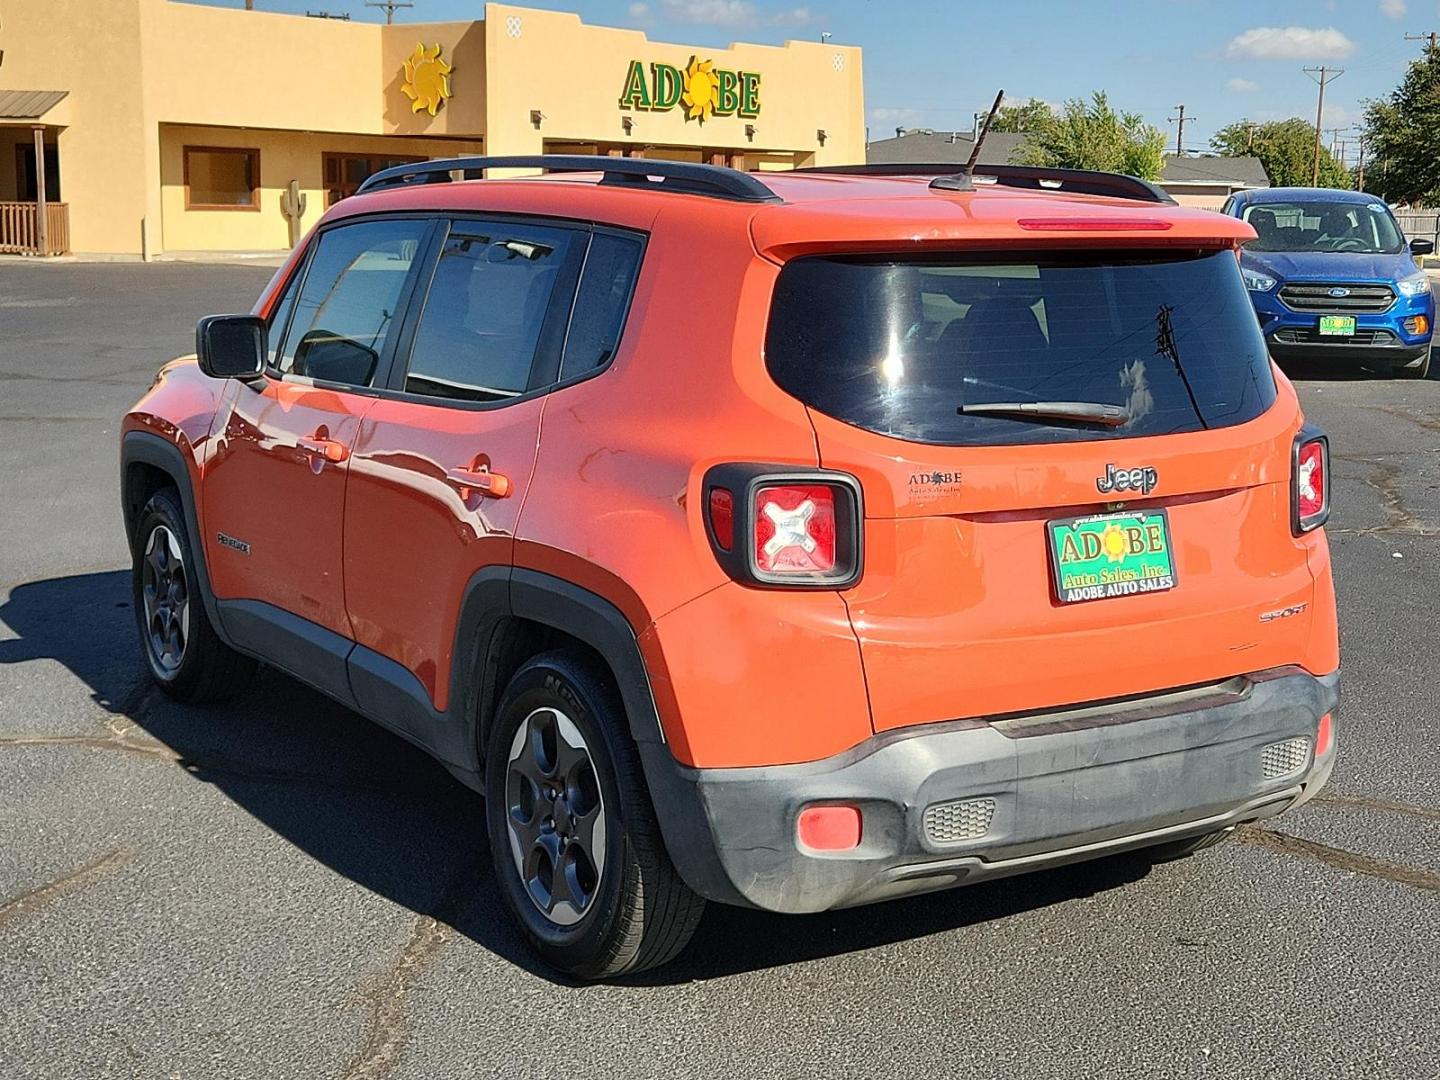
left=322, top=152, right=426, bottom=207
left=183, top=145, right=261, bottom=212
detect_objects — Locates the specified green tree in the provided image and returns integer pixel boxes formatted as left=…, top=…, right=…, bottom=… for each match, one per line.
left=1013, top=92, right=1166, bottom=180
left=988, top=98, right=1055, bottom=133
left=1210, top=118, right=1349, bottom=188
left=1360, top=42, right=1440, bottom=205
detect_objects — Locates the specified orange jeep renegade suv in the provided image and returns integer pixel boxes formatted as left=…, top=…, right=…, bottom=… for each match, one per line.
left=121, top=156, right=1340, bottom=978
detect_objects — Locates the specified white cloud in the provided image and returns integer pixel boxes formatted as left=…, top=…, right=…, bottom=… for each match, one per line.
left=657, top=0, right=815, bottom=28
left=1379, top=0, right=1406, bottom=19
left=870, top=107, right=920, bottom=124
left=770, top=6, right=813, bottom=27
left=628, top=1, right=650, bottom=16
left=1227, top=77, right=1261, bottom=92
left=1224, top=26, right=1355, bottom=60
left=1322, top=102, right=1357, bottom=126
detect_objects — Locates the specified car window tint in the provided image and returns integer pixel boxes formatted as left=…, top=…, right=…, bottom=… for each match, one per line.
left=766, top=250, right=1277, bottom=446
left=403, top=224, right=577, bottom=403
left=265, top=271, right=299, bottom=368
left=560, top=233, right=643, bottom=381
left=276, top=219, right=428, bottom=387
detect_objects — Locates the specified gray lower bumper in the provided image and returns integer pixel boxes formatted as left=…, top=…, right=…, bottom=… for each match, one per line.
left=1269, top=340, right=1428, bottom=365
left=643, top=667, right=1340, bottom=913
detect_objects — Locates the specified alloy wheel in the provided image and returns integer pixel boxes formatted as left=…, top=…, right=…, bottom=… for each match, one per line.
left=141, top=524, right=190, bottom=676
left=505, top=707, right=608, bottom=926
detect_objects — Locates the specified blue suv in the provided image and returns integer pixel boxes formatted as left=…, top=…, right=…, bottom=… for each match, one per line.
left=1222, top=187, right=1435, bottom=378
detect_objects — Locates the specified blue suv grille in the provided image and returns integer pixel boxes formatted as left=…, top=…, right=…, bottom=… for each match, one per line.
left=1278, top=282, right=1395, bottom=313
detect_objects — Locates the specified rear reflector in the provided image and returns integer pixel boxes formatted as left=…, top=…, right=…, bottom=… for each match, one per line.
left=707, top=487, right=734, bottom=552
left=1018, top=217, right=1174, bottom=231
left=1316, top=712, right=1334, bottom=757
left=797, top=804, right=862, bottom=851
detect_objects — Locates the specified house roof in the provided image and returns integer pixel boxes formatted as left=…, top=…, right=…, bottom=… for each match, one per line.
left=0, top=89, right=69, bottom=121
left=865, top=130, right=1027, bottom=167
left=866, top=131, right=1269, bottom=189
left=1160, top=154, right=1269, bottom=187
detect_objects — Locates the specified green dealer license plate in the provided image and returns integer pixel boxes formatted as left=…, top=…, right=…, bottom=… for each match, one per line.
left=1047, top=509, right=1177, bottom=604
left=1318, top=315, right=1356, bottom=336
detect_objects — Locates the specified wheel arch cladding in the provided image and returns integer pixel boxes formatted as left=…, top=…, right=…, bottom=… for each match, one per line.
left=120, top=431, right=234, bottom=649
left=491, top=569, right=668, bottom=753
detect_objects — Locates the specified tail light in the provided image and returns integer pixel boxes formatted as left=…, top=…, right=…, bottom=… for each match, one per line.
left=1292, top=426, right=1329, bottom=534
left=703, top=464, right=862, bottom=588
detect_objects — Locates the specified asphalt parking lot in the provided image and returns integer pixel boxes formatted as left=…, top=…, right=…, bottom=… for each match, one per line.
left=2, top=262, right=1438, bottom=1080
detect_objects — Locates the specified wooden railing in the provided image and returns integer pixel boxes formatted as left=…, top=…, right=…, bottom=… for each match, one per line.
left=0, top=202, right=71, bottom=256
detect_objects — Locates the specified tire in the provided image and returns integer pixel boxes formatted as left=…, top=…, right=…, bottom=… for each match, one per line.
left=132, top=487, right=256, bottom=703
left=485, top=650, right=705, bottom=980
left=1393, top=348, right=1432, bottom=379
left=1143, top=826, right=1235, bottom=863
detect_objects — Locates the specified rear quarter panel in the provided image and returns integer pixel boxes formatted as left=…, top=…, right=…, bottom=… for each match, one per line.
left=516, top=201, right=874, bottom=767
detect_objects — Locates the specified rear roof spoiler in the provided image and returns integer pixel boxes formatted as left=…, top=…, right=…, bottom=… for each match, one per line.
left=791, top=163, right=1178, bottom=206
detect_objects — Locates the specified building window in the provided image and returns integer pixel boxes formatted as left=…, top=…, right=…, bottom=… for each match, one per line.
left=184, top=146, right=259, bottom=211
left=322, top=153, right=426, bottom=207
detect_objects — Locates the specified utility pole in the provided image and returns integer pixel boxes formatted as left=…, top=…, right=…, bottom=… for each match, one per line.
left=1303, top=66, right=1344, bottom=185
left=1168, top=104, right=1192, bottom=156
left=1404, top=31, right=1439, bottom=51
left=1356, top=133, right=1367, bottom=190
left=364, top=0, right=413, bottom=23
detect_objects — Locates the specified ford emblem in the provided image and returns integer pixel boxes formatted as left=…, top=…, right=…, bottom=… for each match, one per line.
left=1328, top=287, right=1350, bottom=298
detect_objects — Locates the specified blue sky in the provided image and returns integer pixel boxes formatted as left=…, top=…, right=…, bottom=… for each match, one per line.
left=201, top=0, right=1438, bottom=162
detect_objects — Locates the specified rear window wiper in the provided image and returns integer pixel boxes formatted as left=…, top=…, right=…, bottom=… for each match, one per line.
left=958, top=401, right=1131, bottom=427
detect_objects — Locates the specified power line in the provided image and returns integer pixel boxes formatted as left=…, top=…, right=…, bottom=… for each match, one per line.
left=1303, top=66, right=1344, bottom=185
left=1167, top=104, right=1193, bottom=157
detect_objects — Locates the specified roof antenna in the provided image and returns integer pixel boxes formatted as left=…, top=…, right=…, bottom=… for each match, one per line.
left=931, top=88, right=1005, bottom=192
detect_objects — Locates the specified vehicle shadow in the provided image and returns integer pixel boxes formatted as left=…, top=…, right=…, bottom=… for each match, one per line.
left=0, top=570, right=1153, bottom=985
left=1279, top=354, right=1436, bottom=383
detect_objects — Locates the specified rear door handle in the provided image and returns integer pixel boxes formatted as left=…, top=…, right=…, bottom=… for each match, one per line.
left=296, top=436, right=350, bottom=464
left=446, top=466, right=511, bottom=499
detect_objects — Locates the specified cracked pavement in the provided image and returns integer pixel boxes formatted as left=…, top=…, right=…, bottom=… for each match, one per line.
left=2, top=264, right=1438, bottom=1079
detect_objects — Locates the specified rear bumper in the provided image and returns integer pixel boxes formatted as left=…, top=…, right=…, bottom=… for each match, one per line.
left=643, top=667, right=1339, bottom=913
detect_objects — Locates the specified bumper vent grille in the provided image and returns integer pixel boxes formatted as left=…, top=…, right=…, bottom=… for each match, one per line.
left=923, top=797, right=996, bottom=844
left=1278, top=282, right=1395, bottom=313
left=1260, top=737, right=1312, bottom=779
left=1273, top=327, right=1396, bottom=345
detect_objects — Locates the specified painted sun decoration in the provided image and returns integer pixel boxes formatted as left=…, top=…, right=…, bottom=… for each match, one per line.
left=401, top=43, right=453, bottom=116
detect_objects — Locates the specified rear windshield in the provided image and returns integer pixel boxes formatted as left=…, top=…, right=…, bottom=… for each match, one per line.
left=765, top=250, right=1277, bottom=446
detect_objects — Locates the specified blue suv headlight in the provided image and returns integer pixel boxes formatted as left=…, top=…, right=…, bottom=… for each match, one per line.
left=1242, top=268, right=1277, bottom=292
left=1397, top=270, right=1432, bottom=298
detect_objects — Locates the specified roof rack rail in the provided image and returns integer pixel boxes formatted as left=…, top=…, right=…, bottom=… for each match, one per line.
left=354, top=154, right=782, bottom=204
left=791, top=163, right=1177, bottom=205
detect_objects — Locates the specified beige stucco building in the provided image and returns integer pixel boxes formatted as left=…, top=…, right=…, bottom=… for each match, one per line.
left=0, top=0, right=864, bottom=257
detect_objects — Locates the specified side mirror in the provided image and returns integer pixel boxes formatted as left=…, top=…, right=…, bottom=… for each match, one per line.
left=196, top=314, right=266, bottom=380
left=1410, top=238, right=1435, bottom=257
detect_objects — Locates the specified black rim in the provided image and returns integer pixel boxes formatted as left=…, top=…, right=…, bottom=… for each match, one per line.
left=504, top=706, right=607, bottom=927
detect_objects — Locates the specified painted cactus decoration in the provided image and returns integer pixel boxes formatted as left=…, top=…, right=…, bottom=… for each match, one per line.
left=280, top=180, right=307, bottom=248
